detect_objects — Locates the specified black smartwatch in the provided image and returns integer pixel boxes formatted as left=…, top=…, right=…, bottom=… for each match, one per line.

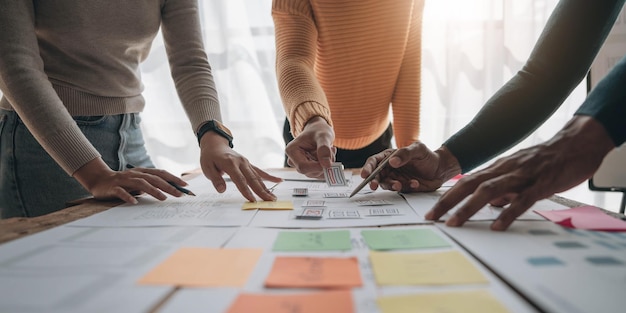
left=196, top=120, right=234, bottom=148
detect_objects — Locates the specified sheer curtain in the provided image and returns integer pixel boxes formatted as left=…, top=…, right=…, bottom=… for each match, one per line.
left=143, top=0, right=581, bottom=172
left=102, top=0, right=626, bottom=210
left=2, top=1, right=617, bottom=209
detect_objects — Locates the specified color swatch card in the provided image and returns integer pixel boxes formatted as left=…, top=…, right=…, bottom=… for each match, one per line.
left=272, top=230, right=352, bottom=252
left=361, top=228, right=451, bottom=250
left=226, top=290, right=354, bottom=313
left=265, top=256, right=362, bottom=288
left=139, top=247, right=263, bottom=287
left=377, top=290, right=509, bottom=313
left=242, top=201, right=294, bottom=210
left=369, top=250, right=488, bottom=286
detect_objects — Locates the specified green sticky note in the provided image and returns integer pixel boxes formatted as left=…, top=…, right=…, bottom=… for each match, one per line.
left=272, top=230, right=352, bottom=252
left=361, top=228, right=450, bottom=250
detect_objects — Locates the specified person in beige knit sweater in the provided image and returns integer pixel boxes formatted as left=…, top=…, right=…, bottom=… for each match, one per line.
left=0, top=0, right=280, bottom=218
left=273, top=0, right=424, bottom=178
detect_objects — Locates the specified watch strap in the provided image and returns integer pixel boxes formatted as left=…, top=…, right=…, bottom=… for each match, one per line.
left=196, top=120, right=234, bottom=148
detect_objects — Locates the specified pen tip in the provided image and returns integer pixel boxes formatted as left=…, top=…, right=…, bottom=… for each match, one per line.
left=188, top=191, right=197, bottom=196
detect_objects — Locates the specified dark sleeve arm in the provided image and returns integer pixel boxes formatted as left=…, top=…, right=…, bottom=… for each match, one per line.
left=575, top=55, right=626, bottom=146
left=444, top=0, right=625, bottom=173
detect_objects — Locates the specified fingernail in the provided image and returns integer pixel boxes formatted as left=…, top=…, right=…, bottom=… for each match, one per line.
left=492, top=220, right=504, bottom=231
left=447, top=215, right=459, bottom=226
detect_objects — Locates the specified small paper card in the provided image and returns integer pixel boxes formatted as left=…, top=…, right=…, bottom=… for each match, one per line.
left=355, top=200, right=393, bottom=206
left=324, top=162, right=348, bottom=186
left=328, top=210, right=361, bottom=219
left=302, top=200, right=326, bottom=207
left=366, top=208, right=402, bottom=216
left=292, top=188, right=309, bottom=197
left=295, top=208, right=325, bottom=220
left=242, top=201, right=293, bottom=210
left=324, top=192, right=349, bottom=198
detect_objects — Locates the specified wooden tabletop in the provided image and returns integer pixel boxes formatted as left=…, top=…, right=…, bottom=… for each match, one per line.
left=0, top=198, right=121, bottom=244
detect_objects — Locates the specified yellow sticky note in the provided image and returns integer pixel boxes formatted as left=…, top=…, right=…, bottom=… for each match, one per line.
left=369, top=250, right=488, bottom=285
left=138, top=247, right=263, bottom=287
left=242, top=200, right=293, bottom=210
left=377, top=290, right=510, bottom=313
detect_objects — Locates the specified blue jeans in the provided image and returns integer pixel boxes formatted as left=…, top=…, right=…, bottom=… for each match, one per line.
left=0, top=110, right=154, bottom=218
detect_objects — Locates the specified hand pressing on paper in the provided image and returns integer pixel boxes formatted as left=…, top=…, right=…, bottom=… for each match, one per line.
left=285, top=116, right=337, bottom=179
left=425, top=116, right=615, bottom=231
left=199, top=131, right=282, bottom=202
left=361, top=142, right=461, bottom=193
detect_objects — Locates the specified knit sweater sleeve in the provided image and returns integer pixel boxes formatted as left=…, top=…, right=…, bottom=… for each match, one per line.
left=391, top=0, right=424, bottom=148
left=272, top=0, right=333, bottom=136
left=161, top=0, right=223, bottom=133
left=443, top=0, right=625, bottom=173
left=575, top=55, right=626, bottom=146
left=0, top=0, right=101, bottom=175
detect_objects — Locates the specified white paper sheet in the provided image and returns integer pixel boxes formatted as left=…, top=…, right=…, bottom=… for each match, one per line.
left=438, top=221, right=626, bottom=313
left=0, top=225, right=239, bottom=313
left=249, top=189, right=428, bottom=228
left=402, top=189, right=568, bottom=221
left=68, top=175, right=258, bottom=227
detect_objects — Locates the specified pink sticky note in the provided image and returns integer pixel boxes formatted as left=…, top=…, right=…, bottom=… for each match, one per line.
left=534, top=206, right=626, bottom=232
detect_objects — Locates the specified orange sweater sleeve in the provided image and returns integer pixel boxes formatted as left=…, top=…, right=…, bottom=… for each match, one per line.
left=272, top=0, right=333, bottom=137
left=391, top=0, right=424, bottom=148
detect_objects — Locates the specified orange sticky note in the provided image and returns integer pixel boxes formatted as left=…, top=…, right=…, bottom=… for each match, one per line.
left=265, top=256, right=362, bottom=288
left=242, top=200, right=293, bottom=210
left=226, top=290, right=354, bottom=313
left=138, top=247, right=263, bottom=287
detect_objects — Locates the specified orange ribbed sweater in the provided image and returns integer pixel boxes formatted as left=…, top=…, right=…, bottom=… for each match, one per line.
left=273, top=0, right=423, bottom=150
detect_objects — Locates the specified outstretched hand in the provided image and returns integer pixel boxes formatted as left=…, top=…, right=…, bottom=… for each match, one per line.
left=199, top=131, right=282, bottom=202
left=425, top=116, right=615, bottom=231
left=285, top=116, right=337, bottom=179
left=361, top=142, right=461, bottom=193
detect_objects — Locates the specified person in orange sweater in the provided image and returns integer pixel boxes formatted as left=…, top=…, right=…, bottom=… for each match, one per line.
left=273, top=0, right=424, bottom=178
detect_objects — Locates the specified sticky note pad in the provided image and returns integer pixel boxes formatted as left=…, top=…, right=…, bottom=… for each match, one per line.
left=377, top=290, right=509, bottom=313
left=535, top=205, right=626, bottom=231
left=361, top=229, right=451, bottom=250
left=226, top=290, right=354, bottom=313
left=138, top=247, right=263, bottom=287
left=369, top=250, right=488, bottom=285
left=265, top=256, right=362, bottom=288
left=242, top=200, right=293, bottom=210
left=272, top=230, right=352, bottom=252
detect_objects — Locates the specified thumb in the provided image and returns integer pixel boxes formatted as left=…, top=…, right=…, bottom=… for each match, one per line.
left=390, top=142, right=429, bottom=168
left=316, top=144, right=335, bottom=168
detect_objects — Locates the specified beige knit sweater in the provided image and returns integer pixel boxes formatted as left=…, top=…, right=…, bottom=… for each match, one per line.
left=273, top=0, right=423, bottom=150
left=0, top=0, right=221, bottom=175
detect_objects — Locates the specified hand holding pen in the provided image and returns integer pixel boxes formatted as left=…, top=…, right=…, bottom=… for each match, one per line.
left=126, top=164, right=196, bottom=196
